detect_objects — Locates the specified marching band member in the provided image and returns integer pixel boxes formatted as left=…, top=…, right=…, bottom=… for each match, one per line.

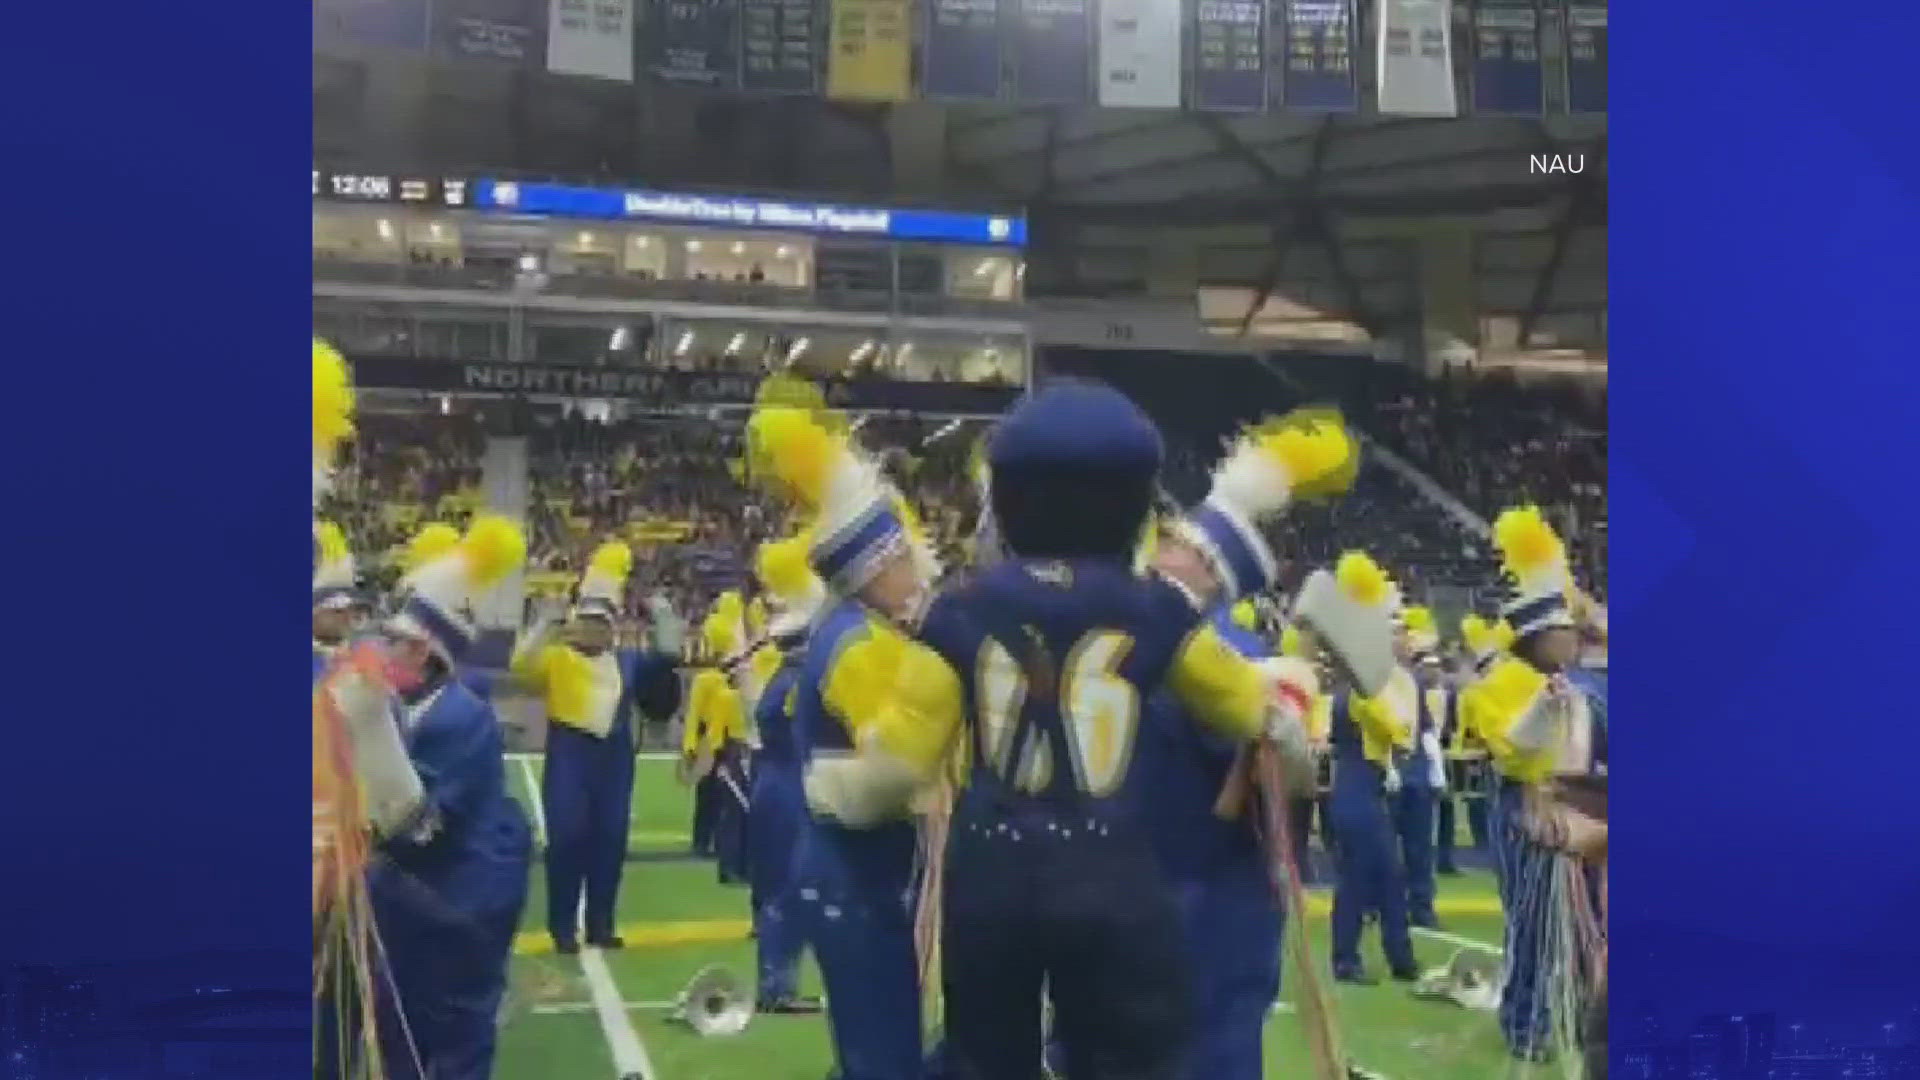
left=1396, top=605, right=1447, bottom=928
left=801, top=383, right=1354, bottom=1078
left=1280, top=623, right=1330, bottom=882
left=1437, top=613, right=1509, bottom=875
left=1326, top=554, right=1421, bottom=986
left=703, top=597, right=754, bottom=886
left=743, top=387, right=942, bottom=1080
left=313, top=519, right=357, bottom=676
left=1467, top=507, right=1607, bottom=1063
left=510, top=540, right=680, bottom=954
left=746, top=534, right=828, bottom=1014
left=358, top=515, right=534, bottom=1079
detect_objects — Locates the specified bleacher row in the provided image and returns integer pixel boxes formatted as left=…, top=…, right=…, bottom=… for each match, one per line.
left=320, top=350, right=1606, bottom=635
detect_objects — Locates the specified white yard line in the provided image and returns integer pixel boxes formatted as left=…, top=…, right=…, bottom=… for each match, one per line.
left=532, top=1000, right=678, bottom=1015
left=1413, top=926, right=1504, bottom=955
left=515, top=756, right=549, bottom=843
left=509, top=751, right=679, bottom=762
left=581, top=947, right=658, bottom=1080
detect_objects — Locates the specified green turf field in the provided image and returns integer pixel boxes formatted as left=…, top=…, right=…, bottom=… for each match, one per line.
left=494, top=754, right=1515, bottom=1079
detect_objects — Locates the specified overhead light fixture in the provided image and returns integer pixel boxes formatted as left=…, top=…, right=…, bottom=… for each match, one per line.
left=579, top=231, right=594, bottom=245
left=776, top=245, right=792, bottom=258
left=725, top=332, right=745, bottom=355
left=973, top=259, right=992, bottom=277
left=730, top=241, right=745, bottom=255
left=609, top=326, right=630, bottom=351
left=786, top=337, right=810, bottom=364
left=635, top=236, right=650, bottom=248
left=376, top=219, right=394, bottom=241
left=428, top=222, right=444, bottom=239
left=675, top=331, right=693, bottom=356
left=850, top=340, right=874, bottom=363
left=687, top=239, right=702, bottom=252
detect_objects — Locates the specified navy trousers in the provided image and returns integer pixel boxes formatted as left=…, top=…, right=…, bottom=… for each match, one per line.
left=1393, top=784, right=1438, bottom=924
left=803, top=821, right=923, bottom=1080
left=1170, top=860, right=1281, bottom=1080
left=712, top=744, right=752, bottom=886
left=748, top=760, right=809, bottom=1002
left=691, top=771, right=720, bottom=856
left=542, top=724, right=635, bottom=943
left=1329, top=789, right=1415, bottom=977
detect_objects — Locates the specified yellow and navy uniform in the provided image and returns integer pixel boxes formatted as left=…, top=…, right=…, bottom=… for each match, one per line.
left=1327, top=667, right=1418, bottom=979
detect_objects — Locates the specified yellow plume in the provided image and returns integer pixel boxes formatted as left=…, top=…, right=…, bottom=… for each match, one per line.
left=316, top=520, right=349, bottom=565
left=747, top=407, right=842, bottom=508
left=312, top=338, right=355, bottom=460
left=1402, top=606, right=1436, bottom=637
left=459, top=515, right=526, bottom=588
left=702, top=610, right=739, bottom=658
left=588, top=541, right=634, bottom=586
left=1249, top=407, right=1358, bottom=499
left=1231, top=599, right=1258, bottom=630
left=1335, top=551, right=1392, bottom=608
left=405, top=523, right=460, bottom=571
left=747, top=597, right=767, bottom=637
left=716, top=590, right=744, bottom=628
left=1281, top=624, right=1306, bottom=658
left=756, top=535, right=816, bottom=601
left=1461, top=613, right=1514, bottom=657
left=1492, top=506, right=1565, bottom=579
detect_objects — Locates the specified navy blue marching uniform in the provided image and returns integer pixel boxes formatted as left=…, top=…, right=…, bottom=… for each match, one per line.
left=1392, top=681, right=1442, bottom=927
left=748, top=654, right=814, bottom=1006
left=1327, top=689, right=1418, bottom=982
left=1133, top=607, right=1282, bottom=1080
left=795, top=597, right=925, bottom=1080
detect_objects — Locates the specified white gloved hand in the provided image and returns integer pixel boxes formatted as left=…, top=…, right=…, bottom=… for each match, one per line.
left=1384, top=764, right=1403, bottom=795
left=328, top=667, right=428, bottom=840
left=1254, top=657, right=1320, bottom=792
left=804, top=751, right=921, bottom=828
left=1422, top=730, right=1448, bottom=791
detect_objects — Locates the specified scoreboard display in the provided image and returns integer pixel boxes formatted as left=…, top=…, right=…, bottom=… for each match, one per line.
left=314, top=171, right=474, bottom=208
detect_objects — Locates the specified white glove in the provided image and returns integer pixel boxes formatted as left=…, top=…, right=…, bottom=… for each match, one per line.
left=1422, top=731, right=1448, bottom=792
left=803, top=750, right=921, bottom=829
left=1254, top=657, right=1320, bottom=792
left=1384, top=763, right=1403, bottom=795
left=328, top=668, right=428, bottom=841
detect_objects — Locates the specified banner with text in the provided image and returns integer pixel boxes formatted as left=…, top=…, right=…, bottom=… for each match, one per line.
left=1562, top=2, right=1605, bottom=114
left=922, top=0, right=1003, bottom=100
left=1375, top=0, right=1456, bottom=115
left=651, top=0, right=741, bottom=85
left=1275, top=0, right=1357, bottom=111
left=350, top=358, right=1022, bottom=414
left=1010, top=0, right=1094, bottom=105
left=315, top=0, right=430, bottom=50
left=1189, top=0, right=1266, bottom=112
left=434, top=0, right=547, bottom=66
left=1097, top=0, right=1182, bottom=108
left=741, top=0, right=822, bottom=91
left=1470, top=0, right=1543, bottom=114
left=547, top=0, right=634, bottom=80
left=827, top=0, right=913, bottom=100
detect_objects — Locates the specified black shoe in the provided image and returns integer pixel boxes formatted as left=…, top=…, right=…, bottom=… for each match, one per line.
left=1333, top=966, right=1377, bottom=986
left=1390, top=965, right=1420, bottom=983
left=552, top=938, right=581, bottom=956
left=758, top=995, right=824, bottom=1014
left=586, top=935, right=626, bottom=950
left=1437, top=864, right=1460, bottom=876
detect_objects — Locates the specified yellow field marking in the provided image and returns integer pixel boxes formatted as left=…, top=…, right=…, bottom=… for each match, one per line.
left=510, top=895, right=1502, bottom=956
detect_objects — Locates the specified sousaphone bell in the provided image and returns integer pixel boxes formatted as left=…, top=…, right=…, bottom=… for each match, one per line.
left=667, top=965, right=755, bottom=1037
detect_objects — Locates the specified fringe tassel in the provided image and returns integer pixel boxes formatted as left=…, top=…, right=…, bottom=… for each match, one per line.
left=1252, top=745, right=1350, bottom=1080
left=1508, top=791, right=1608, bottom=1080
left=912, top=780, right=955, bottom=1004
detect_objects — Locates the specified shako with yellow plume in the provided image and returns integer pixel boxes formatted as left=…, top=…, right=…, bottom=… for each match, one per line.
left=1175, top=406, right=1360, bottom=600
left=402, top=523, right=461, bottom=574
left=313, top=520, right=358, bottom=611
left=1401, top=605, right=1439, bottom=662
left=575, top=540, right=634, bottom=622
left=746, top=377, right=939, bottom=598
left=1492, top=506, right=1578, bottom=642
left=1459, top=614, right=1512, bottom=675
left=757, top=532, right=827, bottom=640
left=1288, top=550, right=1399, bottom=696
left=386, top=515, right=526, bottom=665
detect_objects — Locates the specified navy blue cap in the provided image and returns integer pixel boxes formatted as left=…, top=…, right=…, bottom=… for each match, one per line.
left=988, top=380, right=1163, bottom=473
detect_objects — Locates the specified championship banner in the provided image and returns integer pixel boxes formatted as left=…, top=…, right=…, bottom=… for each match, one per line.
left=1189, top=0, right=1267, bottom=112
left=1375, top=0, right=1456, bottom=116
left=741, top=0, right=822, bottom=92
left=922, top=0, right=1005, bottom=101
left=1274, top=0, right=1357, bottom=111
left=1097, top=0, right=1182, bottom=108
left=651, top=0, right=742, bottom=86
left=1010, top=0, right=1095, bottom=105
left=547, top=0, right=634, bottom=80
left=315, top=0, right=430, bottom=50
left=1563, top=2, right=1606, bottom=114
left=433, top=0, right=547, bottom=65
left=349, top=357, right=1024, bottom=414
left=826, top=0, right=913, bottom=100
left=1470, top=0, right=1544, bottom=115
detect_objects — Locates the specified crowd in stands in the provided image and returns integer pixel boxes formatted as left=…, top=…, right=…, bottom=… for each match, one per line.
left=322, top=350, right=1605, bottom=633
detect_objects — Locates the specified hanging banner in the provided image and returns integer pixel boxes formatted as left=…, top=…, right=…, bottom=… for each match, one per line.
left=1470, top=0, right=1543, bottom=114
left=1375, top=0, right=1456, bottom=116
left=922, top=0, right=1004, bottom=101
left=651, top=0, right=741, bottom=86
left=315, top=0, right=430, bottom=51
left=1563, top=2, right=1606, bottom=114
left=1011, top=0, right=1094, bottom=105
left=1274, top=0, right=1356, bottom=110
left=1097, top=0, right=1182, bottom=107
left=433, top=0, right=547, bottom=65
left=741, top=0, right=822, bottom=91
left=350, top=358, right=1023, bottom=414
left=547, top=0, right=634, bottom=80
left=826, top=0, right=913, bottom=100
left=1189, top=0, right=1266, bottom=112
